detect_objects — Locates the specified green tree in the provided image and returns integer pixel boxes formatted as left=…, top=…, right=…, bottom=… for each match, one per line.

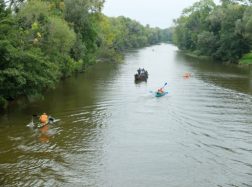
left=64, top=0, right=104, bottom=62
left=242, top=6, right=252, bottom=44
left=173, top=0, right=251, bottom=63
left=17, top=0, right=78, bottom=76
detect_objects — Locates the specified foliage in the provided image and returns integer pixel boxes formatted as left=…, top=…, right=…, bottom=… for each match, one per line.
left=98, top=16, right=171, bottom=51
left=173, top=0, right=252, bottom=63
left=242, top=6, right=252, bottom=44
left=0, top=0, right=171, bottom=109
left=46, top=16, right=76, bottom=57
left=64, top=0, right=103, bottom=62
left=0, top=40, right=59, bottom=100
left=239, top=52, right=252, bottom=64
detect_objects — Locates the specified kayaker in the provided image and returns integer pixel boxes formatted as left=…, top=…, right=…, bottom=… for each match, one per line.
left=39, top=113, right=48, bottom=126
left=183, top=72, right=191, bottom=78
left=157, top=88, right=164, bottom=94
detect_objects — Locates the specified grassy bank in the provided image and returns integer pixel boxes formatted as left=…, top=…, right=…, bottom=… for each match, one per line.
left=239, top=53, right=252, bottom=65
left=182, top=50, right=213, bottom=61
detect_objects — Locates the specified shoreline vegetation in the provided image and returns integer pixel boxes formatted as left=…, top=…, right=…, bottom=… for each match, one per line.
left=181, top=50, right=252, bottom=66
left=180, top=50, right=213, bottom=61
left=0, top=0, right=172, bottom=110
left=1, top=0, right=252, bottom=110
left=181, top=50, right=252, bottom=65
left=172, top=0, right=252, bottom=65
left=239, top=52, right=252, bottom=65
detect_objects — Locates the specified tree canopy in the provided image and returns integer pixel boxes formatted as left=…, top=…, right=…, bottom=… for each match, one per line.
left=173, top=0, right=252, bottom=63
left=0, top=0, right=171, bottom=109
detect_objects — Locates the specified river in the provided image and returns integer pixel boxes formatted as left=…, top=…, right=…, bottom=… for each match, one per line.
left=0, top=44, right=252, bottom=187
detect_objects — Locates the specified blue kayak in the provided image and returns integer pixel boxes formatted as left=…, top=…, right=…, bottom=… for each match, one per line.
left=155, top=92, right=168, bottom=97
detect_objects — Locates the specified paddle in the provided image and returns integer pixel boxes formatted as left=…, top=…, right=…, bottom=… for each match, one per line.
left=48, top=116, right=56, bottom=124
left=160, top=82, right=168, bottom=89
left=31, top=116, right=34, bottom=127
left=149, top=82, right=168, bottom=94
left=27, top=114, right=38, bottom=127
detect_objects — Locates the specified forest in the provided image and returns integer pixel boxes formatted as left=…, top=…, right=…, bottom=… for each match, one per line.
left=172, top=0, right=252, bottom=64
left=0, top=0, right=171, bottom=109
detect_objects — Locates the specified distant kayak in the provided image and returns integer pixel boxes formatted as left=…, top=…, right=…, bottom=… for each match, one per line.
left=149, top=82, right=168, bottom=97
left=155, top=92, right=168, bottom=97
left=183, top=72, right=192, bottom=79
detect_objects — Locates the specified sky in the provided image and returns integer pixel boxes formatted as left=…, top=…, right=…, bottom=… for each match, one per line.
left=103, top=0, right=219, bottom=29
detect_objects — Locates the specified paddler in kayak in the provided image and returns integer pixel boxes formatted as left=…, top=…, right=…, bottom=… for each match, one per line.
left=39, top=113, right=48, bottom=127
left=157, top=88, right=164, bottom=94
left=183, top=72, right=192, bottom=78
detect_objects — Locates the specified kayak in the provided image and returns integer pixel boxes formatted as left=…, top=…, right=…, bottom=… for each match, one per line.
left=27, top=116, right=60, bottom=128
left=155, top=92, right=168, bottom=97
left=37, top=118, right=60, bottom=128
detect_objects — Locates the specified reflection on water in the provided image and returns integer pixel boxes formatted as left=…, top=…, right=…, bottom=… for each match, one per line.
left=38, top=125, right=49, bottom=143
left=0, top=44, right=252, bottom=186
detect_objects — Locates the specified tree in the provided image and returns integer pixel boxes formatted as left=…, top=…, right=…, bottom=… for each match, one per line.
left=197, top=31, right=218, bottom=55
left=242, top=6, right=252, bottom=44
left=173, top=0, right=251, bottom=63
left=64, top=0, right=104, bottom=62
left=173, top=0, right=216, bottom=51
left=17, top=0, right=77, bottom=76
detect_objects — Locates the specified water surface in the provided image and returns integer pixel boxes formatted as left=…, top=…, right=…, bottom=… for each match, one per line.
left=1, top=44, right=252, bottom=187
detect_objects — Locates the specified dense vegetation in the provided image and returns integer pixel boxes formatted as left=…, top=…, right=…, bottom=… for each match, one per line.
left=0, top=0, right=171, bottom=109
left=172, top=0, right=252, bottom=63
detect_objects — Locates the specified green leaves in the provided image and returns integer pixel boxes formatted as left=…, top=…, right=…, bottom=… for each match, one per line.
left=100, top=16, right=169, bottom=51
left=0, top=0, right=171, bottom=109
left=173, top=0, right=251, bottom=63
left=47, top=16, right=76, bottom=55
left=0, top=39, right=59, bottom=100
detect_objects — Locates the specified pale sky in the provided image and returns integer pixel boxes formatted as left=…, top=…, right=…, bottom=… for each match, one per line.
left=103, top=0, right=219, bottom=29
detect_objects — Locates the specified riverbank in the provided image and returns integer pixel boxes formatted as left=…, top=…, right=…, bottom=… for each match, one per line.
left=239, top=52, right=252, bottom=65
left=181, top=50, right=252, bottom=66
left=180, top=50, right=212, bottom=61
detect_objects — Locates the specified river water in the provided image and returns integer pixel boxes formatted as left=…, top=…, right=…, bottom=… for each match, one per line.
left=0, top=44, right=252, bottom=187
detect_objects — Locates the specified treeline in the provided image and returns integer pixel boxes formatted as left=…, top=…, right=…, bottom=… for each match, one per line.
left=0, top=0, right=171, bottom=109
left=172, top=0, right=252, bottom=63
left=96, top=15, right=171, bottom=60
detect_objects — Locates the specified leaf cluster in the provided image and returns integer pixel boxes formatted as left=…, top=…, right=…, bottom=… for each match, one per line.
left=173, top=0, right=252, bottom=63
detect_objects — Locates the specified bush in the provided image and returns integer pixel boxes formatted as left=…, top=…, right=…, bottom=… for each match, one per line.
left=0, top=96, right=7, bottom=110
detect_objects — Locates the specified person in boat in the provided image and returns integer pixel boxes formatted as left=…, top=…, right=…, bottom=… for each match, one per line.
left=39, top=113, right=48, bottom=126
left=137, top=68, right=141, bottom=75
left=183, top=72, right=191, bottom=78
left=157, top=88, right=164, bottom=94
left=144, top=70, right=148, bottom=77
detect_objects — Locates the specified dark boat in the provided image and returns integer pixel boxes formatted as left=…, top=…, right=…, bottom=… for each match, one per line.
left=135, top=68, right=148, bottom=82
